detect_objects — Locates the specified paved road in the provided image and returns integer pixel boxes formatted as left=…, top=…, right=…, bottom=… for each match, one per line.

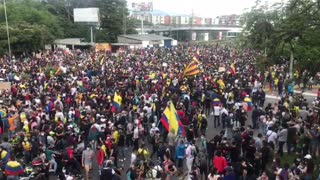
left=54, top=93, right=315, bottom=180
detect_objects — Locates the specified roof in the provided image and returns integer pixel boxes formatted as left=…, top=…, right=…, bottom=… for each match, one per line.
left=118, top=34, right=173, bottom=41
left=131, top=9, right=169, bottom=16
left=110, top=43, right=130, bottom=46
left=54, top=38, right=92, bottom=46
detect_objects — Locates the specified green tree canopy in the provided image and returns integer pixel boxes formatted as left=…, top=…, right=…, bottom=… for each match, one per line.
left=242, top=0, right=320, bottom=74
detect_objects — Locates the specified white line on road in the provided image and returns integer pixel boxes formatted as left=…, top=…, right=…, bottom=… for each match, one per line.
left=266, top=91, right=317, bottom=100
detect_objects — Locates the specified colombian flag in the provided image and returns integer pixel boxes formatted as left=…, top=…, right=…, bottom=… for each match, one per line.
left=212, top=98, right=221, bottom=106
left=55, top=67, right=61, bottom=76
left=160, top=102, right=186, bottom=137
left=229, top=63, right=236, bottom=76
left=184, top=55, right=201, bottom=76
left=243, top=97, right=253, bottom=111
left=217, top=79, right=225, bottom=89
left=99, top=55, right=106, bottom=65
left=111, top=92, right=122, bottom=113
left=5, top=161, right=24, bottom=176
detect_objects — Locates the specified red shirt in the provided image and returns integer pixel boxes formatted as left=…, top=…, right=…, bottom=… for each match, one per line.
left=213, top=156, right=227, bottom=174
left=66, top=148, right=74, bottom=159
left=97, top=149, right=105, bottom=166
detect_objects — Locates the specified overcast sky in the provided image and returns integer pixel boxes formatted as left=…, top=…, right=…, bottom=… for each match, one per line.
left=128, top=0, right=285, bottom=17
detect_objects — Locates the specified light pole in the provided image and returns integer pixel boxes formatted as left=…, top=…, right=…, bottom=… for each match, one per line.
left=3, top=0, right=11, bottom=58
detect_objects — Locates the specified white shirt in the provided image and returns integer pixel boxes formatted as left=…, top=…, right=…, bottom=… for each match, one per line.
left=71, top=87, right=77, bottom=96
left=213, top=106, right=221, bottom=116
left=150, top=127, right=159, bottom=136
left=266, top=130, right=277, bottom=144
left=55, top=111, right=64, bottom=121
left=133, top=127, right=139, bottom=139
left=221, top=108, right=228, bottom=116
left=131, top=153, right=137, bottom=165
left=185, top=145, right=195, bottom=159
left=143, top=106, right=152, bottom=118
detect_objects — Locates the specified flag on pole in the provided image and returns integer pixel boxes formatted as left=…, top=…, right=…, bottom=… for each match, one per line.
left=229, top=63, right=236, bottom=76
left=99, top=55, right=106, bottom=65
left=160, top=101, right=185, bottom=137
left=184, top=55, right=201, bottom=76
left=111, top=92, right=122, bottom=113
left=55, top=67, right=61, bottom=76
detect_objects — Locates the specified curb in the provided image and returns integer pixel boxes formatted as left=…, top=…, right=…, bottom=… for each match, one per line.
left=266, top=91, right=317, bottom=100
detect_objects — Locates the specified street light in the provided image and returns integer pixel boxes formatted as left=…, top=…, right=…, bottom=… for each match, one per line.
left=3, top=0, right=11, bottom=58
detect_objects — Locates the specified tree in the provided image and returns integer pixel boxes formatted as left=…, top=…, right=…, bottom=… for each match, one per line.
left=0, top=22, right=54, bottom=54
left=96, top=0, right=136, bottom=42
left=0, top=0, right=62, bottom=54
left=242, top=0, right=320, bottom=75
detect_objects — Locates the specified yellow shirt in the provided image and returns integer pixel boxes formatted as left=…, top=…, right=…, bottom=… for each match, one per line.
left=23, top=125, right=30, bottom=133
left=22, top=141, right=31, bottom=151
left=112, top=131, right=119, bottom=144
left=137, top=148, right=149, bottom=160
left=274, top=78, right=279, bottom=86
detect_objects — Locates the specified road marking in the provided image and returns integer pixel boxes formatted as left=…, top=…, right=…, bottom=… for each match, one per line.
left=266, top=95, right=281, bottom=100
left=266, top=91, right=317, bottom=100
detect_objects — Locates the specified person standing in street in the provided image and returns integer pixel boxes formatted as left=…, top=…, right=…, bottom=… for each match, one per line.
left=167, top=129, right=176, bottom=161
left=185, top=141, right=195, bottom=173
left=82, top=146, right=94, bottom=180
left=213, top=104, right=221, bottom=128
left=277, top=125, right=288, bottom=156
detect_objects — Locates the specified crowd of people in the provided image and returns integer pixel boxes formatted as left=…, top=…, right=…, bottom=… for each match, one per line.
left=0, top=44, right=318, bottom=180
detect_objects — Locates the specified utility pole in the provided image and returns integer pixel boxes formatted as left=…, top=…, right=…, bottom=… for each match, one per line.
left=141, top=13, right=144, bottom=34
left=190, top=9, right=194, bottom=41
left=123, top=0, right=127, bottom=35
left=4, top=0, right=11, bottom=58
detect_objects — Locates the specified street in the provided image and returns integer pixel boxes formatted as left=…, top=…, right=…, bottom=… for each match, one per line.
left=57, top=92, right=316, bottom=180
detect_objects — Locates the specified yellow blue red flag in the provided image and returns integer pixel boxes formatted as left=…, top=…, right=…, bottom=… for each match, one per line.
left=184, top=55, right=201, bottom=76
left=111, top=92, right=122, bottom=113
left=160, top=101, right=185, bottom=137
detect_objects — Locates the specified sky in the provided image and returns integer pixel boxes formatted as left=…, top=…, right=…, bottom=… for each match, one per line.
left=128, top=0, right=285, bottom=17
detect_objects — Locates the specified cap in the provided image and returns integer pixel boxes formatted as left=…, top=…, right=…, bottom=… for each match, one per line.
left=304, top=154, right=312, bottom=159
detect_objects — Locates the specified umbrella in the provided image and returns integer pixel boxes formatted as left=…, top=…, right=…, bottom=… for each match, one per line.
left=206, top=91, right=218, bottom=99
left=5, top=161, right=24, bottom=176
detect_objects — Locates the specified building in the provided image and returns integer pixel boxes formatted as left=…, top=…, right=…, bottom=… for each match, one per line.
left=53, top=38, right=92, bottom=50
left=131, top=10, right=170, bottom=25
left=117, top=34, right=177, bottom=48
left=216, top=14, right=243, bottom=26
left=130, top=8, right=244, bottom=27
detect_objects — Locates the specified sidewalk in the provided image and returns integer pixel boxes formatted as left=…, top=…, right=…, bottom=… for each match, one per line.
left=264, top=87, right=318, bottom=100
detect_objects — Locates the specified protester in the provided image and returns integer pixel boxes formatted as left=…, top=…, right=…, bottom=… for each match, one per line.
left=0, top=45, right=317, bottom=180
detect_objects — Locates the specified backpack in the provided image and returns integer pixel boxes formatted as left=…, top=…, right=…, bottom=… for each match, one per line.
left=137, top=149, right=146, bottom=161
left=118, top=131, right=125, bottom=146
left=126, top=169, right=132, bottom=180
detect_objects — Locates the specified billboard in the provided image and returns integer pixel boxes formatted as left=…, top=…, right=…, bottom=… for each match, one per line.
left=130, top=2, right=153, bottom=11
left=73, top=8, right=99, bottom=23
left=95, top=43, right=111, bottom=52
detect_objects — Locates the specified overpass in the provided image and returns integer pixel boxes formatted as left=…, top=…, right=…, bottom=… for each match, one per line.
left=136, top=25, right=243, bottom=41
